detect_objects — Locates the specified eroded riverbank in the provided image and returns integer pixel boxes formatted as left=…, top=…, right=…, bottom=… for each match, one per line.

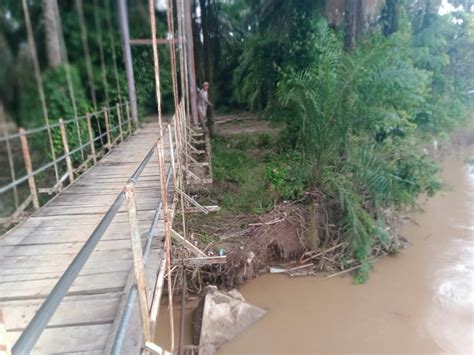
left=219, top=150, right=474, bottom=354
left=156, top=148, right=474, bottom=354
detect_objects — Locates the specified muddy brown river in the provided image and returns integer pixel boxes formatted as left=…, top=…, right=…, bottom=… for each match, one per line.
left=158, top=151, right=474, bottom=354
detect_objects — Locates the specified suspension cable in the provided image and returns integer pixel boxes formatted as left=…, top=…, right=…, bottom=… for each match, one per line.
left=176, top=0, right=190, bottom=173
left=148, top=0, right=175, bottom=351
left=167, top=0, right=187, bottom=244
left=22, top=0, right=59, bottom=181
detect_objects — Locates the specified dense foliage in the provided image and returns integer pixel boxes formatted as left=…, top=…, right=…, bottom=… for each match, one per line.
left=1, top=0, right=473, bottom=280
left=202, top=0, right=473, bottom=280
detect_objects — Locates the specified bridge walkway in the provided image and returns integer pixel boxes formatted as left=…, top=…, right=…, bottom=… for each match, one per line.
left=0, top=122, right=171, bottom=354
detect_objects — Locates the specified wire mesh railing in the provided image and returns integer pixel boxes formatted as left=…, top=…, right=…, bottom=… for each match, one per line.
left=0, top=102, right=133, bottom=228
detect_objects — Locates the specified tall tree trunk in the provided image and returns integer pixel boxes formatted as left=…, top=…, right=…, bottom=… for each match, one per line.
left=42, top=0, right=63, bottom=68
left=382, top=0, right=400, bottom=36
left=344, top=0, right=363, bottom=51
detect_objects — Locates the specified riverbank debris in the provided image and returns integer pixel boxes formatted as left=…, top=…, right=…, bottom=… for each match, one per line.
left=192, top=286, right=266, bottom=355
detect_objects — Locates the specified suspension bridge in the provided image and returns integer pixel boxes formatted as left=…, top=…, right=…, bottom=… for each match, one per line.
left=0, top=0, right=216, bottom=354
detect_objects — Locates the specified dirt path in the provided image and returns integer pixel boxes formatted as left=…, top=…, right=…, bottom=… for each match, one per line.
left=214, top=112, right=280, bottom=136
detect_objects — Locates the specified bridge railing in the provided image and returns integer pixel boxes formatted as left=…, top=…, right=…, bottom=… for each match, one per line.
left=0, top=102, right=133, bottom=228
left=11, top=100, right=189, bottom=355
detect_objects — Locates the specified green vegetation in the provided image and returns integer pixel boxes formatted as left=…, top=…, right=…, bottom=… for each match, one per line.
left=212, top=134, right=278, bottom=213
left=1, top=1, right=473, bottom=280
left=201, top=0, right=473, bottom=280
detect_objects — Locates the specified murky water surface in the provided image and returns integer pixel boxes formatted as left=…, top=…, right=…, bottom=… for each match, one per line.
left=220, top=152, right=474, bottom=354
left=158, top=152, right=474, bottom=354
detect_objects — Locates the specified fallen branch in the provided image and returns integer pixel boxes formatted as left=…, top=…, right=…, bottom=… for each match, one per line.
left=299, top=242, right=347, bottom=264
left=325, top=258, right=381, bottom=279
left=248, top=218, right=285, bottom=227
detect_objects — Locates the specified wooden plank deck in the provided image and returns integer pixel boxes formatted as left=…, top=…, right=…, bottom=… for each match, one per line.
left=0, top=122, right=173, bottom=354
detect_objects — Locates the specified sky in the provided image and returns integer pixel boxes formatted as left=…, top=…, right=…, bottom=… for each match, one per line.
left=438, top=0, right=472, bottom=15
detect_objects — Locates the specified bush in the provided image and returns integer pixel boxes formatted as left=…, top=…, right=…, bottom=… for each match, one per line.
left=266, top=151, right=307, bottom=200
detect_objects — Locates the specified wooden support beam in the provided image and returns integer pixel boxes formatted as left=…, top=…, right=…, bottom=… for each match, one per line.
left=204, top=132, right=213, bottom=177
left=116, top=104, right=124, bottom=143
left=124, top=183, right=152, bottom=344
left=173, top=256, right=226, bottom=266
left=185, top=205, right=220, bottom=213
left=176, top=188, right=209, bottom=214
left=125, top=101, right=132, bottom=134
left=0, top=194, right=32, bottom=226
left=104, top=108, right=112, bottom=149
left=150, top=256, right=166, bottom=336
left=170, top=229, right=206, bottom=257
left=59, top=119, right=74, bottom=184
left=187, top=142, right=205, bottom=154
left=86, top=113, right=97, bottom=164
left=19, top=128, right=39, bottom=210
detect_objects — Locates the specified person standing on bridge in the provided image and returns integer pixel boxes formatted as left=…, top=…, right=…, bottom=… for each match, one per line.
left=198, top=82, right=213, bottom=126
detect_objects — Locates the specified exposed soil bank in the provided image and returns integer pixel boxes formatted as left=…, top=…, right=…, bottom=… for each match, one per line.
left=219, top=149, right=474, bottom=354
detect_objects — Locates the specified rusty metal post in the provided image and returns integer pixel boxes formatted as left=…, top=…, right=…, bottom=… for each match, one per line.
left=59, top=119, right=74, bottom=184
left=117, top=0, right=138, bottom=125
left=116, top=104, right=124, bottom=143
left=19, top=128, right=39, bottom=210
left=184, top=0, right=199, bottom=126
left=86, top=113, right=97, bottom=164
left=124, top=182, right=152, bottom=344
left=168, top=124, right=177, bottom=188
left=104, top=108, right=112, bottom=149
left=125, top=101, right=132, bottom=135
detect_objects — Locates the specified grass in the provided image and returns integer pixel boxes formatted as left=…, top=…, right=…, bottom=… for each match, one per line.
left=211, top=133, right=280, bottom=213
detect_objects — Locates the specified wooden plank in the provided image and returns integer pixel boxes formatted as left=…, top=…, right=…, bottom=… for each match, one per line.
left=170, top=229, right=206, bottom=257
left=7, top=324, right=111, bottom=353
left=0, top=239, right=135, bottom=258
left=185, top=205, right=220, bottom=213
left=0, top=261, right=133, bottom=283
left=0, top=226, right=164, bottom=246
left=0, top=271, right=129, bottom=301
left=2, top=293, right=122, bottom=331
left=0, top=251, right=132, bottom=273
left=174, top=256, right=227, bottom=266
left=0, top=121, right=176, bottom=353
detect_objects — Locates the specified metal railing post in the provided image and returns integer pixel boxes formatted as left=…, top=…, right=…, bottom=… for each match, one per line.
left=19, top=128, right=39, bottom=210
left=104, top=107, right=112, bottom=149
left=59, top=119, right=74, bottom=184
left=116, top=103, right=124, bottom=143
left=124, top=182, right=152, bottom=344
left=168, top=124, right=176, bottom=188
left=125, top=101, right=132, bottom=135
left=86, top=112, right=97, bottom=164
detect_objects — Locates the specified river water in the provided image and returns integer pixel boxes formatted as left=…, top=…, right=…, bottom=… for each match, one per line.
left=220, top=152, right=474, bottom=354
left=157, top=151, right=474, bottom=354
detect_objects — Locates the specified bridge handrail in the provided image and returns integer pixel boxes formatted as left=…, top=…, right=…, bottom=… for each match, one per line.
left=0, top=102, right=133, bottom=226
left=0, top=103, right=127, bottom=143
left=11, top=123, right=172, bottom=355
